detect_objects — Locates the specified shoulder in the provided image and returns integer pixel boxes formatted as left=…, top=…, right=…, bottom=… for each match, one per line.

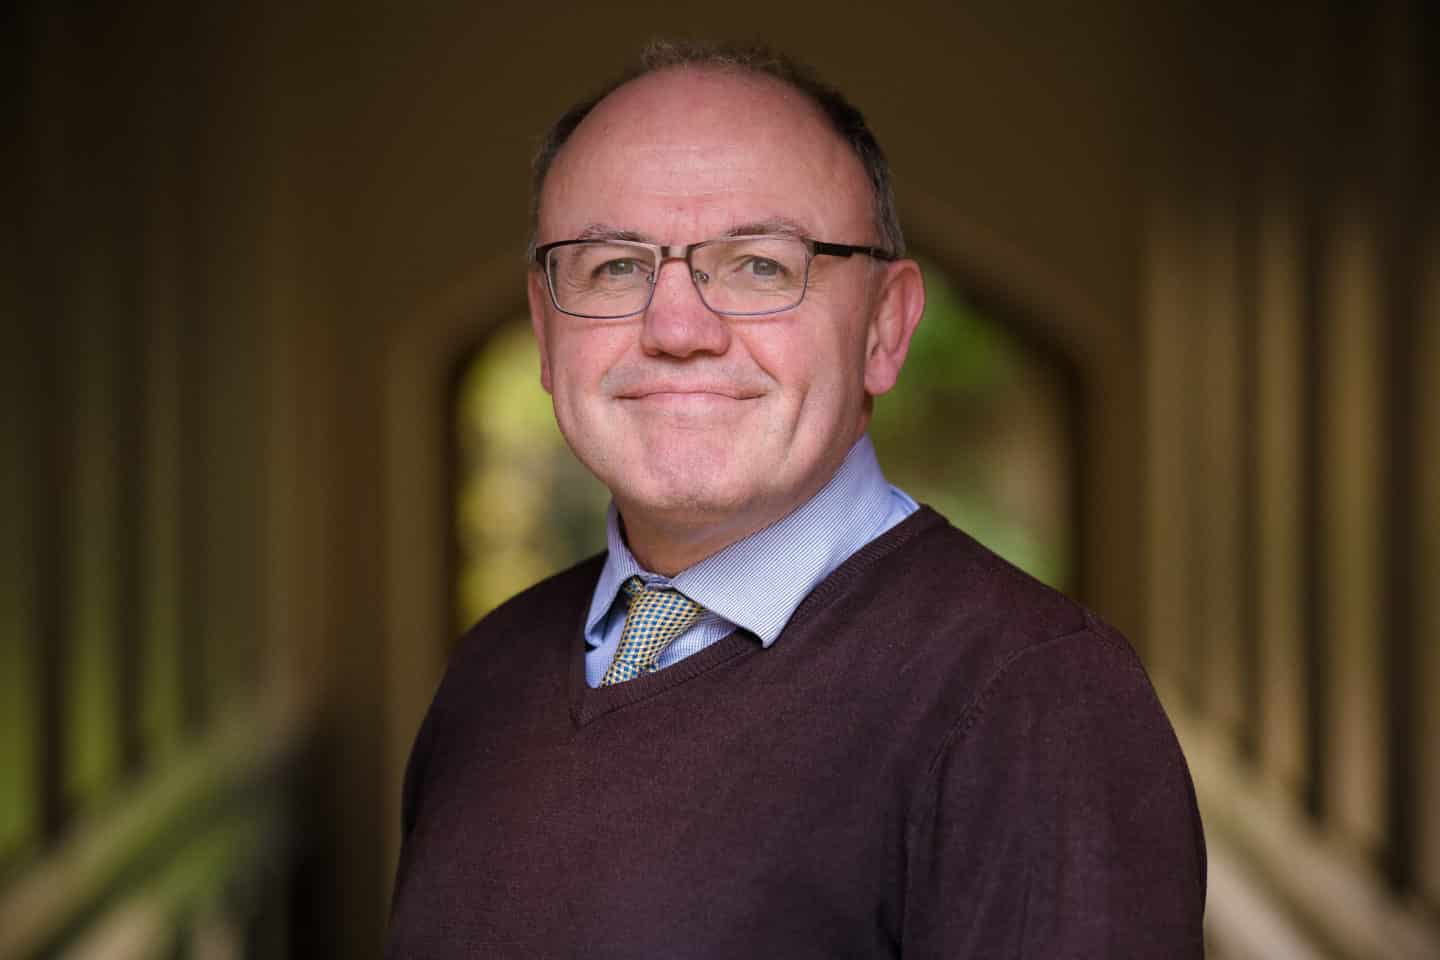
left=837, top=507, right=1191, bottom=798
left=932, top=614, right=1178, bottom=776
left=884, top=519, right=1205, bottom=953
left=400, top=552, right=605, bottom=819
left=895, top=507, right=1088, bottom=637
left=821, top=507, right=1102, bottom=696
left=901, top=621, right=1207, bottom=955
left=883, top=511, right=1178, bottom=764
left=434, top=551, right=605, bottom=702
left=797, top=507, right=1178, bottom=764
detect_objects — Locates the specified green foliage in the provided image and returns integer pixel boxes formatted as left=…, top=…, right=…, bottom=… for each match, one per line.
left=0, top=372, right=37, bottom=872
left=0, top=621, right=38, bottom=878
left=870, top=261, right=1066, bottom=587
left=66, top=332, right=122, bottom=815
left=454, top=320, right=608, bottom=628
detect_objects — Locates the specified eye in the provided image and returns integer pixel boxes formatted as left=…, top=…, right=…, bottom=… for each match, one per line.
left=744, top=257, right=784, bottom=278
left=599, top=258, right=641, bottom=277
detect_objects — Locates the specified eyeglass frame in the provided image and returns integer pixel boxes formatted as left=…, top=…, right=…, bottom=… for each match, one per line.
left=531, top=234, right=897, bottom=320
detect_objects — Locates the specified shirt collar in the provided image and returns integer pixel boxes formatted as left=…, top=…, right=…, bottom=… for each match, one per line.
left=584, top=433, right=898, bottom=647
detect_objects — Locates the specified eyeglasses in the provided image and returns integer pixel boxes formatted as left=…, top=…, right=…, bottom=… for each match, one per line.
left=533, top=234, right=895, bottom=320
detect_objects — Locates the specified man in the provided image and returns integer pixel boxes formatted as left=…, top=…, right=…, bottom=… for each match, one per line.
left=387, top=42, right=1205, bottom=958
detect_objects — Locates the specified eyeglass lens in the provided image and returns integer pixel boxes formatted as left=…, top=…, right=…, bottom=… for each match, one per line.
left=547, top=237, right=810, bottom=318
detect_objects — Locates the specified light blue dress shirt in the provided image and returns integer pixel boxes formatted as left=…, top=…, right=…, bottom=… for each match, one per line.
left=584, top=433, right=918, bottom=687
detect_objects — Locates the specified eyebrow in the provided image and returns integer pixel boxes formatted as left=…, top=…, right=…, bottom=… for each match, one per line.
left=571, top=218, right=813, bottom=245
left=575, top=223, right=654, bottom=243
left=722, top=218, right=809, bottom=240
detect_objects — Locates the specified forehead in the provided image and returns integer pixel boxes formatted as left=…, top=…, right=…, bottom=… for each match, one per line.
left=539, top=68, right=874, bottom=244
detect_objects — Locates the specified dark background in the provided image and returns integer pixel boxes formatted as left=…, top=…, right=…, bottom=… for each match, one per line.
left=3, top=2, right=1436, bottom=956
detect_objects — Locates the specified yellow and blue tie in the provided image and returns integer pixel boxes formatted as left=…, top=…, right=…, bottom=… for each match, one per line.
left=600, top=576, right=703, bottom=686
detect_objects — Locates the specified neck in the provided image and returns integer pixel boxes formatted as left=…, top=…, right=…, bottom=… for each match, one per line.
left=617, top=506, right=774, bottom=577
left=617, top=470, right=841, bottom=576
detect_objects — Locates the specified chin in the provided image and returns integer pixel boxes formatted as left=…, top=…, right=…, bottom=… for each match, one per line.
left=634, top=474, right=752, bottom=520
left=618, top=465, right=771, bottom=528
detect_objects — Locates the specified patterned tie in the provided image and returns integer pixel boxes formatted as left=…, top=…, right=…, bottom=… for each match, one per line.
left=600, top=575, right=704, bottom=686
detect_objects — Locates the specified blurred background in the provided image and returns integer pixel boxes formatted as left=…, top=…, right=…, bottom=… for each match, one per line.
left=3, top=1, right=1435, bottom=957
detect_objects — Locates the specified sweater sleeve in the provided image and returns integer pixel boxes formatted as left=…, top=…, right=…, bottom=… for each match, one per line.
left=901, top=623, right=1207, bottom=958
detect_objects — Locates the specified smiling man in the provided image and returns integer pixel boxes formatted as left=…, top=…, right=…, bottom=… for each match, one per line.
left=386, top=42, right=1206, bottom=958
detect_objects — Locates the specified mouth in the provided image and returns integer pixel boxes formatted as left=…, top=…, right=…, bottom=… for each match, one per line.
left=615, top=387, right=764, bottom=418
left=617, top=385, right=763, bottom=402
left=623, top=390, right=754, bottom=407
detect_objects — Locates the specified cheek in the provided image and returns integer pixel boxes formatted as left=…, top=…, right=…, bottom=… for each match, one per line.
left=739, top=318, right=826, bottom=388
left=745, top=312, right=867, bottom=404
left=549, top=327, right=623, bottom=393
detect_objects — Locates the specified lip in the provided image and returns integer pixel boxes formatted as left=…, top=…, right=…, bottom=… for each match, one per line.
left=621, top=391, right=756, bottom=408
left=616, top=389, right=763, bottom=419
left=617, top=385, right=762, bottom=401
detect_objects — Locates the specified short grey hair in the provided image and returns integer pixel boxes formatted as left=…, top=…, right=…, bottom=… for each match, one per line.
left=527, top=39, right=906, bottom=261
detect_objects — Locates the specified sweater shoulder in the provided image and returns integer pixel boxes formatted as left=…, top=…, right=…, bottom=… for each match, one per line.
left=890, top=513, right=1176, bottom=771
left=912, top=510, right=1089, bottom=637
left=833, top=506, right=1095, bottom=653
left=801, top=508, right=1152, bottom=741
left=435, top=551, right=604, bottom=699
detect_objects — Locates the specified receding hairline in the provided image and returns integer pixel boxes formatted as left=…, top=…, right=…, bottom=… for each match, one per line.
left=569, top=62, right=835, bottom=139
left=526, top=41, right=906, bottom=261
left=541, top=66, right=868, bottom=223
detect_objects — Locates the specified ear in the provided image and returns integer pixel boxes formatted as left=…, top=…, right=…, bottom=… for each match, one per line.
left=863, top=259, right=925, bottom=397
left=527, top=269, right=554, bottom=394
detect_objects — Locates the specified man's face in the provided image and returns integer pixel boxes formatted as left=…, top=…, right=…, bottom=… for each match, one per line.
left=530, top=68, right=917, bottom=568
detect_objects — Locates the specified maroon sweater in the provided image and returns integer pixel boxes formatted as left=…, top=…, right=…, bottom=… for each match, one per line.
left=386, top=508, right=1206, bottom=958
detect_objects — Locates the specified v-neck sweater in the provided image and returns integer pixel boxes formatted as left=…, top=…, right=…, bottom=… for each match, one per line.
left=386, top=508, right=1206, bottom=958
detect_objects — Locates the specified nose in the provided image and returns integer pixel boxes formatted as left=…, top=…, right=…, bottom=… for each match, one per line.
left=638, top=257, right=732, bottom=359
